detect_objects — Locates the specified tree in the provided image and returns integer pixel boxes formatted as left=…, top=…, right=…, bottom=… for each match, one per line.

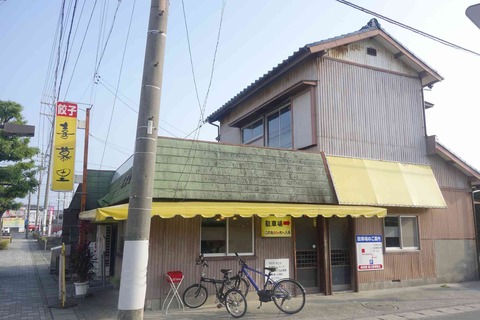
left=0, top=100, right=39, bottom=217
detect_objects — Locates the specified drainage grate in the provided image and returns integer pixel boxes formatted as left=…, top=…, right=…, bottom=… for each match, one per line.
left=362, top=302, right=399, bottom=311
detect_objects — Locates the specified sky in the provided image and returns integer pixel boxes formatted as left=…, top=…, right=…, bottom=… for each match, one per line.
left=0, top=0, right=479, bottom=209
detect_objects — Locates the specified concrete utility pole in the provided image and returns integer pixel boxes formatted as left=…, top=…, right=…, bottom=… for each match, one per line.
left=117, top=1, right=169, bottom=319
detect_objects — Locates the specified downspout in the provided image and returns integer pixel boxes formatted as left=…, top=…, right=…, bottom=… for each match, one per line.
left=473, top=189, right=480, bottom=280
left=207, top=121, right=220, bottom=142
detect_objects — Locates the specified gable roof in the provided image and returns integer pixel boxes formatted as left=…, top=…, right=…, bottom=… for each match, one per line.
left=206, top=19, right=443, bottom=123
left=426, top=135, right=480, bottom=187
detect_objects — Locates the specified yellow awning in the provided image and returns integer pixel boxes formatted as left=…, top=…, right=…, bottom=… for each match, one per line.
left=326, top=156, right=447, bottom=208
left=80, top=201, right=387, bottom=222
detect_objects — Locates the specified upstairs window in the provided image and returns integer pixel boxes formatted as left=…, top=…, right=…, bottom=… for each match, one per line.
left=384, top=216, right=419, bottom=250
left=242, top=119, right=264, bottom=144
left=267, top=105, right=292, bottom=149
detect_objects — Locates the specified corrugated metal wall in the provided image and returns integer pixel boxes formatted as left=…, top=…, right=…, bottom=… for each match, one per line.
left=428, top=155, right=470, bottom=189
left=325, top=39, right=418, bottom=77
left=220, top=57, right=317, bottom=141
left=145, top=216, right=295, bottom=304
left=317, top=58, right=428, bottom=164
left=356, top=187, right=474, bottom=285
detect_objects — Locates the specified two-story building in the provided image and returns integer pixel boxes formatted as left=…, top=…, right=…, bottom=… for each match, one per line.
left=77, top=19, right=480, bottom=309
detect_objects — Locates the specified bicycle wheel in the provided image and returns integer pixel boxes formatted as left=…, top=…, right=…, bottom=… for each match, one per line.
left=224, top=288, right=247, bottom=318
left=182, top=284, right=208, bottom=308
left=272, top=279, right=306, bottom=314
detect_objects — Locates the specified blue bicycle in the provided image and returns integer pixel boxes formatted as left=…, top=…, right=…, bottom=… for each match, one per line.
left=234, top=253, right=306, bottom=314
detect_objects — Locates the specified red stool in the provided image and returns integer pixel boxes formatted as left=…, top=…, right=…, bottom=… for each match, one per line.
left=162, top=271, right=185, bottom=314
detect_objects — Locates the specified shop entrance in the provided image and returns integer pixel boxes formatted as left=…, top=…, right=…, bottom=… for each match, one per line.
left=294, top=217, right=321, bottom=293
left=329, top=217, right=352, bottom=291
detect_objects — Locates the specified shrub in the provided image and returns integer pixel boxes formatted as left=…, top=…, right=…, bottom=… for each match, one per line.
left=0, top=239, right=9, bottom=250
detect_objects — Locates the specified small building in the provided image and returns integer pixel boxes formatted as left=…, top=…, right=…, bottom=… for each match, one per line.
left=77, top=19, right=480, bottom=309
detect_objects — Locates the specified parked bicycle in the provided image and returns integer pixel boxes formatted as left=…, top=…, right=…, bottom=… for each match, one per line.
left=182, top=254, right=247, bottom=318
left=234, top=252, right=306, bottom=314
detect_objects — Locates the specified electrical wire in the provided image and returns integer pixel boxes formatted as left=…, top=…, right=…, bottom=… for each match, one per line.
left=94, top=0, right=122, bottom=74
left=335, top=0, right=480, bottom=57
left=57, top=0, right=79, bottom=98
left=99, top=0, right=136, bottom=170
left=174, top=0, right=227, bottom=200
left=64, top=0, right=98, bottom=98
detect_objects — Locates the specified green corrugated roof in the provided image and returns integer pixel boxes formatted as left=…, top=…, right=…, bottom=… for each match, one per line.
left=99, top=137, right=335, bottom=206
left=67, top=170, right=115, bottom=210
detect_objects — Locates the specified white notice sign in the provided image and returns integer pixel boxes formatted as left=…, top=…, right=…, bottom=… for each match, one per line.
left=264, top=258, right=289, bottom=282
left=356, top=235, right=384, bottom=271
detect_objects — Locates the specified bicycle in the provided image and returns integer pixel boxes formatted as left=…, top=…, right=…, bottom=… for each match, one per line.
left=182, top=254, right=248, bottom=318
left=234, top=252, right=306, bottom=314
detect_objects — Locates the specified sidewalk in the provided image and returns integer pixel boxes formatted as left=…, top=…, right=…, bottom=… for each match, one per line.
left=4, top=232, right=480, bottom=319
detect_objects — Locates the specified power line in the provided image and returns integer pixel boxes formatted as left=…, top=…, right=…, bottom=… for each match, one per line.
left=174, top=0, right=227, bottom=200
left=57, top=0, right=79, bottom=98
left=335, top=0, right=480, bottom=57
left=64, top=0, right=99, bottom=98
left=99, top=0, right=137, bottom=170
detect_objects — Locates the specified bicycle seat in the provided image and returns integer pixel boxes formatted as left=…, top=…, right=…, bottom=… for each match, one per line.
left=220, top=269, right=232, bottom=275
left=265, top=267, right=277, bottom=273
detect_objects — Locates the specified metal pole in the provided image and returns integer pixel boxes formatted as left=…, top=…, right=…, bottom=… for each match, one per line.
left=35, top=153, right=44, bottom=233
left=43, top=123, right=55, bottom=235
left=117, top=1, right=168, bottom=319
left=80, top=107, right=91, bottom=213
left=26, top=193, right=31, bottom=238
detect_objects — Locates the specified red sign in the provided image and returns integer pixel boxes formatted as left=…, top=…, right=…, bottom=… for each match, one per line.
left=56, top=102, right=78, bottom=117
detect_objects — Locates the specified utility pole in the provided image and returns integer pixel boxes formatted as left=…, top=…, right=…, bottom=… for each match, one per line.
left=43, top=124, right=55, bottom=235
left=26, top=193, right=31, bottom=238
left=117, top=1, right=168, bottom=319
left=34, top=153, right=44, bottom=233
left=80, top=107, right=91, bottom=213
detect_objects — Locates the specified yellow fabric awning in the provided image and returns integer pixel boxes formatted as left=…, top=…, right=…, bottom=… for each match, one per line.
left=326, top=156, right=447, bottom=208
left=80, top=201, right=387, bottom=222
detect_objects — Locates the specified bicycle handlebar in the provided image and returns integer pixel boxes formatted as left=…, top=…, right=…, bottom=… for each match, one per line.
left=196, top=254, right=208, bottom=267
left=234, top=252, right=246, bottom=266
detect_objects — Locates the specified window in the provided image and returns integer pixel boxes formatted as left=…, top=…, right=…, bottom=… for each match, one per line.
left=267, top=105, right=292, bottom=149
left=242, top=119, right=263, bottom=143
left=384, top=216, right=419, bottom=250
left=201, top=216, right=253, bottom=256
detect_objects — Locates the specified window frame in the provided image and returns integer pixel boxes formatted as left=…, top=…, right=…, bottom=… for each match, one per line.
left=241, top=119, right=264, bottom=144
left=266, top=104, right=292, bottom=149
left=383, top=215, right=420, bottom=251
left=200, top=216, right=255, bottom=257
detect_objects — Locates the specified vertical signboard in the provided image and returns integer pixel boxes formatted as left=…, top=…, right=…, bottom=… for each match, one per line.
left=261, top=216, right=292, bottom=237
left=52, top=102, right=78, bottom=191
left=356, top=235, right=384, bottom=271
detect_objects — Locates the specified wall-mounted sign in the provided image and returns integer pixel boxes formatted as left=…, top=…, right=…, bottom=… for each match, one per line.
left=264, top=258, right=289, bottom=282
left=261, top=216, right=291, bottom=237
left=52, top=102, right=78, bottom=191
left=356, top=235, right=384, bottom=271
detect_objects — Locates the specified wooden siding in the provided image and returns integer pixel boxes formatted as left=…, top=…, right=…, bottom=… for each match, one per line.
left=316, top=58, right=428, bottom=164
left=153, top=137, right=335, bottom=204
left=355, top=217, right=436, bottom=284
left=325, top=39, right=418, bottom=77
left=356, top=186, right=474, bottom=285
left=429, top=155, right=470, bottom=189
left=146, top=216, right=295, bottom=303
left=219, top=57, right=318, bottom=142
left=420, top=189, right=475, bottom=240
